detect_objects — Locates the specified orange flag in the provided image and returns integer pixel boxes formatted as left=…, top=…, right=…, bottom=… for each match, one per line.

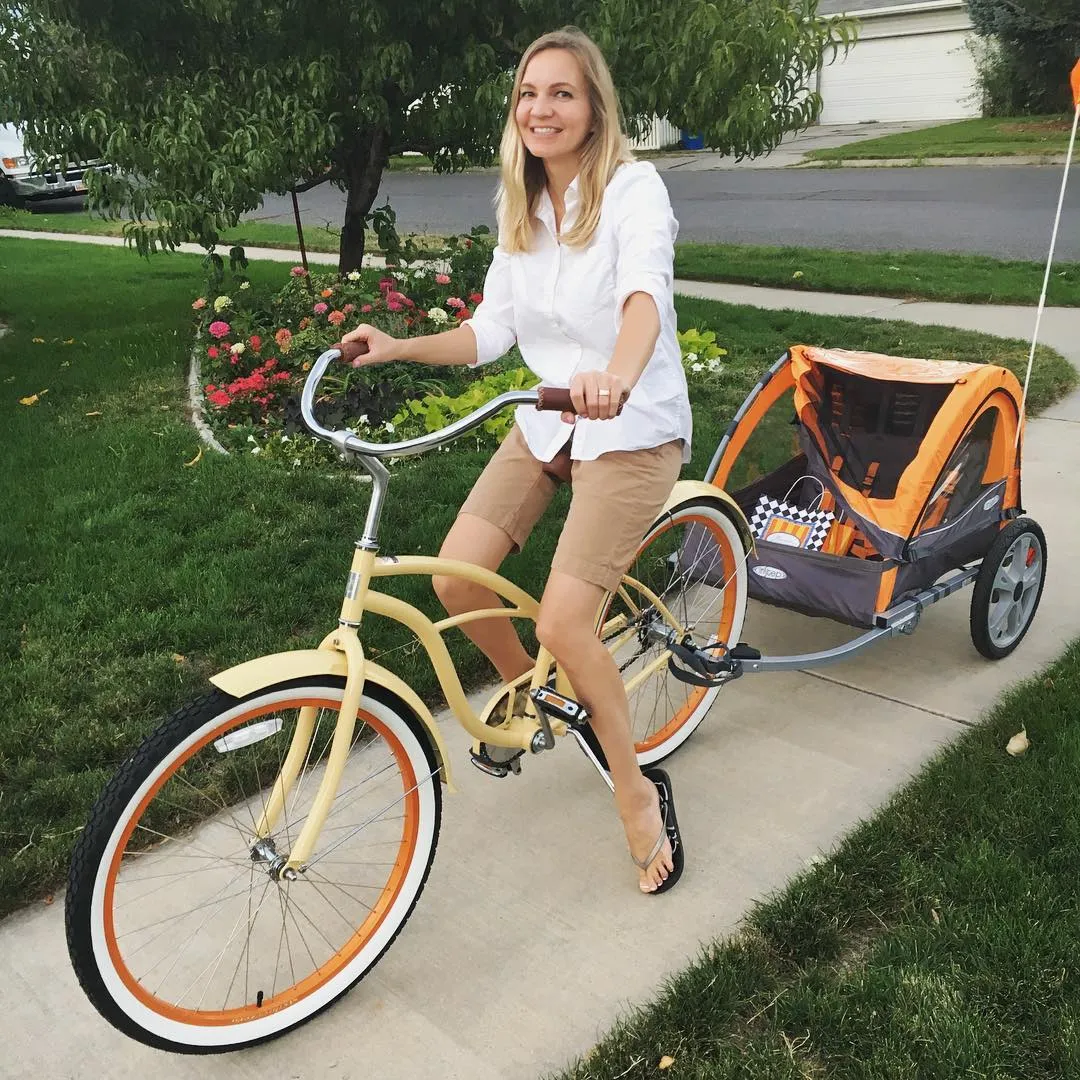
left=1072, top=58, right=1080, bottom=108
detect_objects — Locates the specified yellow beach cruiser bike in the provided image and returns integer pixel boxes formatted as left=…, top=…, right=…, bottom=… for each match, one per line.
left=65, top=342, right=752, bottom=1053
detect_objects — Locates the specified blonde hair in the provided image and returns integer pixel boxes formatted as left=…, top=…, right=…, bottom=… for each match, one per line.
left=496, top=27, right=633, bottom=254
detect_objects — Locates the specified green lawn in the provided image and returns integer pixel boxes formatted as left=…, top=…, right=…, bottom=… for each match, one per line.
left=674, top=243, right=1080, bottom=306
left=0, top=236, right=1074, bottom=919
left=550, top=641, right=1080, bottom=1079
left=807, top=114, right=1075, bottom=161
left=6, top=206, right=1080, bottom=307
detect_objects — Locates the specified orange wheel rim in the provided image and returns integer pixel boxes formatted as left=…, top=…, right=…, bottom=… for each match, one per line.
left=605, top=514, right=738, bottom=754
left=101, top=695, right=421, bottom=1025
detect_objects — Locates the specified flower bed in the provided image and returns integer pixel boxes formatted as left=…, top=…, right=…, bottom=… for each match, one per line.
left=190, top=227, right=727, bottom=466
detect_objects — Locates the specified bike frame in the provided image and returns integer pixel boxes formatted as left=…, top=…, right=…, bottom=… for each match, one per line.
left=254, top=348, right=683, bottom=874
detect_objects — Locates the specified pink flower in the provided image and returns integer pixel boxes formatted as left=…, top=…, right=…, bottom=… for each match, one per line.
left=435, top=273, right=451, bottom=285
left=387, top=300, right=404, bottom=312
left=446, top=297, right=465, bottom=310
left=249, top=335, right=262, bottom=351
left=469, top=292, right=484, bottom=305
left=209, top=390, right=232, bottom=406
left=378, top=276, right=396, bottom=293
left=275, top=328, right=292, bottom=352
left=343, top=303, right=355, bottom=314
left=361, top=304, right=373, bottom=314
left=208, top=320, right=231, bottom=339
left=327, top=310, right=346, bottom=326
left=204, top=383, right=217, bottom=392
left=290, top=266, right=308, bottom=277
left=207, top=346, right=219, bottom=359
left=313, top=302, right=329, bottom=314
left=192, top=297, right=207, bottom=310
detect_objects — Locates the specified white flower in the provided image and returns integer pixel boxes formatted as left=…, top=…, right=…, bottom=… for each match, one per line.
left=358, top=413, right=369, bottom=425
left=250, top=446, right=261, bottom=455
left=427, top=307, right=449, bottom=325
left=239, top=281, right=250, bottom=290
left=280, top=434, right=290, bottom=443
left=412, top=268, right=427, bottom=279
left=685, top=352, right=698, bottom=363
left=384, top=421, right=396, bottom=434
left=347, top=270, right=361, bottom=282
left=246, top=434, right=257, bottom=443
left=691, top=362, right=704, bottom=373
left=213, top=295, right=231, bottom=312
left=293, top=458, right=302, bottom=468
left=707, top=358, right=724, bottom=373
left=230, top=342, right=246, bottom=355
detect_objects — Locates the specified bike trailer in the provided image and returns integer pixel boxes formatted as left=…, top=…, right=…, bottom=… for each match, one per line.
left=700, top=345, right=1025, bottom=629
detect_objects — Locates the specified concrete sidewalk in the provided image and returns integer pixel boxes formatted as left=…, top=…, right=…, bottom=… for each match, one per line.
left=2, top=274, right=1078, bottom=1079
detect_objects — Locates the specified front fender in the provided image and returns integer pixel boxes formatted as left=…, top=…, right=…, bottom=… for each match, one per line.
left=210, top=650, right=454, bottom=790
left=661, top=479, right=754, bottom=554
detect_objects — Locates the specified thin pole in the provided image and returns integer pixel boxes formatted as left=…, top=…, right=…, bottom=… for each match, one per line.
left=1016, top=90, right=1080, bottom=447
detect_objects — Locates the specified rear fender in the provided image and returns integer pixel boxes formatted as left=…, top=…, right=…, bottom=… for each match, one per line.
left=661, top=479, right=754, bottom=554
left=210, top=650, right=454, bottom=790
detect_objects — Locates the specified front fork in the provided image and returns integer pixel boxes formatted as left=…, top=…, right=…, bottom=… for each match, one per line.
left=251, top=626, right=367, bottom=877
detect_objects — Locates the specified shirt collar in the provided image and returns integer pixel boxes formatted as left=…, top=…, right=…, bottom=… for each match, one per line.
left=536, top=174, right=581, bottom=235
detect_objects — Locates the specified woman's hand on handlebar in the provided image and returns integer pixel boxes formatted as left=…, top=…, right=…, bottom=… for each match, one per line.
left=338, top=323, right=399, bottom=366
left=564, top=370, right=629, bottom=424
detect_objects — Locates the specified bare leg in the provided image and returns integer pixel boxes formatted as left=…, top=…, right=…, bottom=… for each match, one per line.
left=536, top=570, right=673, bottom=893
left=433, top=513, right=534, bottom=683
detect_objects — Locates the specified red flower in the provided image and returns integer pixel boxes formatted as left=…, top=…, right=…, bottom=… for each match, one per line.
left=205, top=383, right=217, bottom=392
left=209, top=390, right=232, bottom=406
left=454, top=308, right=472, bottom=321
left=387, top=300, right=404, bottom=312
left=249, top=335, right=262, bottom=351
left=469, top=292, right=484, bottom=305
left=207, top=346, right=219, bottom=359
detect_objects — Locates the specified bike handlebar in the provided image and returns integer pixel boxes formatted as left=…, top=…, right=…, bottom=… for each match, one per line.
left=300, top=345, right=623, bottom=460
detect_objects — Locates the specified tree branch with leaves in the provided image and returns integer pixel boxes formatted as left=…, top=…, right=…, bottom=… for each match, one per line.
left=0, top=0, right=855, bottom=272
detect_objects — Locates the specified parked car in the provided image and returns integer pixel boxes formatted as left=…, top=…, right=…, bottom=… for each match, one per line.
left=0, top=122, right=112, bottom=207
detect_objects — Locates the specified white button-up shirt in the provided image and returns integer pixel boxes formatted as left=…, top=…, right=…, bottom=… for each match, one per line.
left=465, top=161, right=692, bottom=464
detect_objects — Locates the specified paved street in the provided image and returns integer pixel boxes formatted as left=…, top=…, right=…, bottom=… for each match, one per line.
left=247, top=164, right=1080, bottom=260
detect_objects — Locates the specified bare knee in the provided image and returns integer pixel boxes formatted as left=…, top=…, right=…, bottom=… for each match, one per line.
left=432, top=573, right=483, bottom=615
left=535, top=606, right=586, bottom=659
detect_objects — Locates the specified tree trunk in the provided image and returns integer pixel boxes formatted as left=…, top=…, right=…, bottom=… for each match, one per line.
left=339, top=127, right=390, bottom=275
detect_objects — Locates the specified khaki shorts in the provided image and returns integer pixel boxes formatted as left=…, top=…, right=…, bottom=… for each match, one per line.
left=458, top=424, right=683, bottom=592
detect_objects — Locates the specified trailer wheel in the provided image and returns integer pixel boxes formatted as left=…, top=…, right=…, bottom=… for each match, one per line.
left=970, top=518, right=1046, bottom=660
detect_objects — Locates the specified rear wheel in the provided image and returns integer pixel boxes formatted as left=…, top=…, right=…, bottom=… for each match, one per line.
left=66, top=677, right=442, bottom=1053
left=594, top=498, right=748, bottom=767
left=970, top=518, right=1046, bottom=660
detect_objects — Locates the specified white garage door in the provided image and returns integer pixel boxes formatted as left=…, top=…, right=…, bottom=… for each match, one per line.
left=819, top=27, right=979, bottom=124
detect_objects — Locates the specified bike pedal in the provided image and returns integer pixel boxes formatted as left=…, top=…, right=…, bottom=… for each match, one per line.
left=529, top=686, right=589, bottom=728
left=469, top=744, right=524, bottom=778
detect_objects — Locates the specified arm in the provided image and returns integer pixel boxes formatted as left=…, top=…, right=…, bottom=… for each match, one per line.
left=569, top=166, right=676, bottom=421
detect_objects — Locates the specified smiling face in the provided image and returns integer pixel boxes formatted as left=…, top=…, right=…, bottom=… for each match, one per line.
left=514, top=47, right=594, bottom=171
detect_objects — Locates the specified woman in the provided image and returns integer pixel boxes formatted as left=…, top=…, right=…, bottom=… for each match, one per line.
left=340, top=26, right=692, bottom=894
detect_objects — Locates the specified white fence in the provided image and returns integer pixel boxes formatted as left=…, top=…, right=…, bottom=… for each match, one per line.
left=628, top=115, right=683, bottom=151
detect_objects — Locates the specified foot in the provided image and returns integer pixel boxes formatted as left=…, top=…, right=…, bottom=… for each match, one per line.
left=618, top=776, right=673, bottom=893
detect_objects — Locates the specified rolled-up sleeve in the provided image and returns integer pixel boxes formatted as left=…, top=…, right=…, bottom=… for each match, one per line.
left=464, top=242, right=517, bottom=367
left=612, top=165, right=678, bottom=332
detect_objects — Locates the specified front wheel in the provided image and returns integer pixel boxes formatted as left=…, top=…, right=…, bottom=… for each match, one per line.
left=66, top=677, right=442, bottom=1054
left=595, top=497, right=749, bottom=767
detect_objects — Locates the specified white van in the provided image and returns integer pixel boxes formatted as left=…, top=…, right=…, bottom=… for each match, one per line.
left=1, top=123, right=111, bottom=206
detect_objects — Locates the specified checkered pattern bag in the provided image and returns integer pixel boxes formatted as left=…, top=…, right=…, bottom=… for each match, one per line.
left=750, top=478, right=834, bottom=551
